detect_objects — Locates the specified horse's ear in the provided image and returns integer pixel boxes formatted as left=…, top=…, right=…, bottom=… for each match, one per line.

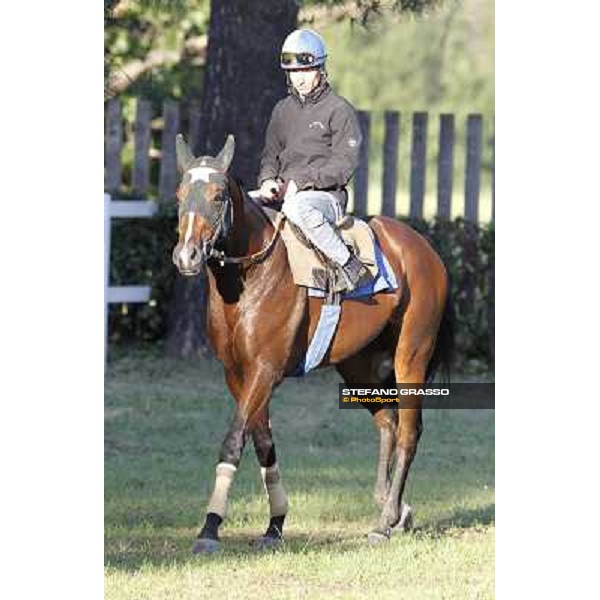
left=216, top=134, right=235, bottom=172
left=176, top=134, right=195, bottom=173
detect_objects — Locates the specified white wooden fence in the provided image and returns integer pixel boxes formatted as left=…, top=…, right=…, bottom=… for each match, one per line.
left=104, top=193, right=158, bottom=360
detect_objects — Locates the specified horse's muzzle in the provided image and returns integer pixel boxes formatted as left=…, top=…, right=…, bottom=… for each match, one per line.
left=172, top=242, right=206, bottom=276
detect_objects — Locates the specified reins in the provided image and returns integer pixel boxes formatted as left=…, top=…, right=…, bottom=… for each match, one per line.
left=209, top=212, right=285, bottom=267
left=207, top=183, right=286, bottom=267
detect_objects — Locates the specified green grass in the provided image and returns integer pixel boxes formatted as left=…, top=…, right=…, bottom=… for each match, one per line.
left=105, top=349, right=494, bottom=599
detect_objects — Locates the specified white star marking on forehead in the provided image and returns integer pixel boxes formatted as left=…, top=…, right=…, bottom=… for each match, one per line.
left=188, top=165, right=218, bottom=184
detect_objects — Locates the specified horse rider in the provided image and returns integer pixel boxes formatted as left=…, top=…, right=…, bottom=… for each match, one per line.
left=258, top=28, right=373, bottom=292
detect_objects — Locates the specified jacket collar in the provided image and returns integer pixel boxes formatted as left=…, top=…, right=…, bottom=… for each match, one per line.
left=289, top=78, right=331, bottom=106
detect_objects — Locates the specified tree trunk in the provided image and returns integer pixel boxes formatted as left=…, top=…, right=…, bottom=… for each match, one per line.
left=194, top=0, right=298, bottom=183
left=166, top=274, right=211, bottom=359
left=166, top=0, right=298, bottom=359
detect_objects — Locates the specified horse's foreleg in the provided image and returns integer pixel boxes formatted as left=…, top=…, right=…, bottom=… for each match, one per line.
left=193, top=368, right=277, bottom=555
left=251, top=409, right=289, bottom=549
left=193, top=407, right=248, bottom=554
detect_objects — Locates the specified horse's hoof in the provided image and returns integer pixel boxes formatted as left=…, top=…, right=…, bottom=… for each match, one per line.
left=392, top=503, right=413, bottom=533
left=192, top=537, right=220, bottom=555
left=252, top=535, right=283, bottom=551
left=367, top=528, right=391, bottom=545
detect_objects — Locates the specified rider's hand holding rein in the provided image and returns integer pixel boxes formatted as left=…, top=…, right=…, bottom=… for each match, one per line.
left=259, top=179, right=298, bottom=203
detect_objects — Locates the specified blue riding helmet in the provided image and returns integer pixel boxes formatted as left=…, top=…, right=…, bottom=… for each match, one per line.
left=280, top=29, right=327, bottom=70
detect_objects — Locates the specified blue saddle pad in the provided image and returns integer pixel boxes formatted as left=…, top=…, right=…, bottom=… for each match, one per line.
left=290, top=240, right=399, bottom=377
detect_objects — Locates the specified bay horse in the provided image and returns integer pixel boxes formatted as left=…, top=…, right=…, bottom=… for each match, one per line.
left=171, top=134, right=453, bottom=554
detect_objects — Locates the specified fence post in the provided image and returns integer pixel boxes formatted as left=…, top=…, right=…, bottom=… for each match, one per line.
left=159, top=100, right=180, bottom=203
left=353, top=111, right=370, bottom=217
left=465, top=114, right=483, bottom=223
left=104, top=193, right=111, bottom=364
left=410, top=112, right=428, bottom=219
left=132, top=99, right=152, bottom=197
left=382, top=111, right=399, bottom=218
left=105, top=99, right=122, bottom=194
left=437, top=114, right=454, bottom=220
left=460, top=114, right=483, bottom=319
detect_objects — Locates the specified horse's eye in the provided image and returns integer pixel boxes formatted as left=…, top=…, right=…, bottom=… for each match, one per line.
left=205, top=182, right=225, bottom=202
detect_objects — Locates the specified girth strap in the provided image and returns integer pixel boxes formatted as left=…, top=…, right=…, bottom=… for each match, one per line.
left=291, top=298, right=342, bottom=377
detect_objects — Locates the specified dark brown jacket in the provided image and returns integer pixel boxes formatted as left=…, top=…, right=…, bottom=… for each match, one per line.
left=258, top=81, right=362, bottom=208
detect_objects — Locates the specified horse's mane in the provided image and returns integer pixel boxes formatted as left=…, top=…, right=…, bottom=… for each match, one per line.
left=231, top=177, right=276, bottom=231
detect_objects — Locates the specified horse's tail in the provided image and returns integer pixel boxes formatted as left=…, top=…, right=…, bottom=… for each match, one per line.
left=425, top=273, right=456, bottom=384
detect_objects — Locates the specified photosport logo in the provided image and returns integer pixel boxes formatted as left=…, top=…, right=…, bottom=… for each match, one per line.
left=338, top=383, right=494, bottom=409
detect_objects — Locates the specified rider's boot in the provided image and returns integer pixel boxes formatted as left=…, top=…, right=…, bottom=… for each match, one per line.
left=337, top=252, right=374, bottom=292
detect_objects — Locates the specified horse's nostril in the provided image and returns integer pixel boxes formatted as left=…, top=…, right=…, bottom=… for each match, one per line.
left=189, top=246, right=199, bottom=262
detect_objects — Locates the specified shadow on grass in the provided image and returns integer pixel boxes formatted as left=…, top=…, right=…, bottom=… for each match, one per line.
left=415, top=503, right=495, bottom=537
left=105, top=504, right=495, bottom=572
left=106, top=527, right=382, bottom=572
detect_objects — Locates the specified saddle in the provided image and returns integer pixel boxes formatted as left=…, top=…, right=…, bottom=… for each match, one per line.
left=260, top=205, right=378, bottom=293
left=249, top=192, right=399, bottom=376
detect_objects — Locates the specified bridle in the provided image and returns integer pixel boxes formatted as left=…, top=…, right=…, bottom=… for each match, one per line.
left=199, top=186, right=233, bottom=264
left=182, top=173, right=285, bottom=268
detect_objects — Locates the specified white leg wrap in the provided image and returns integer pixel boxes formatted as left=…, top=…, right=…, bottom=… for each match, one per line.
left=206, top=462, right=237, bottom=518
left=261, top=463, right=288, bottom=518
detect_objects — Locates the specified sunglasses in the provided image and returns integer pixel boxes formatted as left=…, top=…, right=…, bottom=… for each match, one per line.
left=280, top=52, right=318, bottom=67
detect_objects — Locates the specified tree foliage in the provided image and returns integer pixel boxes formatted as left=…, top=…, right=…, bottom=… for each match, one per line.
left=104, top=0, right=449, bottom=100
left=104, top=1, right=210, bottom=101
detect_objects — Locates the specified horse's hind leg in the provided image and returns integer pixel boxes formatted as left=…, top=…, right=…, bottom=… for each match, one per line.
left=336, top=339, right=398, bottom=508
left=251, top=407, right=289, bottom=550
left=371, top=407, right=398, bottom=507
left=370, top=308, right=438, bottom=543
